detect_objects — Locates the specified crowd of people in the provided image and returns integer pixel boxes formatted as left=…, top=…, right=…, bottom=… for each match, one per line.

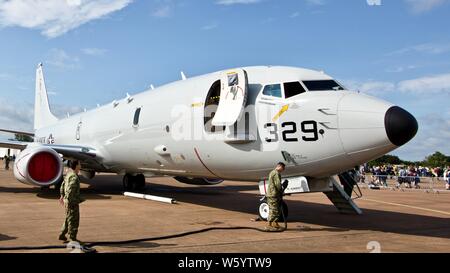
left=356, top=164, right=450, bottom=190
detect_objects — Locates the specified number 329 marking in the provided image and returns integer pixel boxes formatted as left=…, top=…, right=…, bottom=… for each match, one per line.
left=264, top=121, right=320, bottom=143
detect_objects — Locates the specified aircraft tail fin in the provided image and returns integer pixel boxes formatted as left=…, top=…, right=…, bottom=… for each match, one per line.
left=34, top=63, right=58, bottom=130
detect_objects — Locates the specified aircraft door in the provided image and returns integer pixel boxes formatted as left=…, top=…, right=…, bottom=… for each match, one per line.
left=211, top=69, right=248, bottom=127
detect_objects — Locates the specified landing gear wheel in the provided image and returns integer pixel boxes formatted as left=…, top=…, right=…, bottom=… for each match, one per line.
left=123, top=174, right=134, bottom=191
left=258, top=201, right=269, bottom=221
left=135, top=174, right=146, bottom=191
left=258, top=198, right=288, bottom=222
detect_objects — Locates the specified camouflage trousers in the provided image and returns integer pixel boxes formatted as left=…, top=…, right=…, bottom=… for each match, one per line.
left=60, top=204, right=80, bottom=240
left=267, top=197, right=281, bottom=222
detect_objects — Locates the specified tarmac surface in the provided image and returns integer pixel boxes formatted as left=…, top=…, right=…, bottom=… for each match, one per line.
left=0, top=165, right=449, bottom=253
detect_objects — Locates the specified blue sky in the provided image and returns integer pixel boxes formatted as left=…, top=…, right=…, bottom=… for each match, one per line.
left=0, top=0, right=449, bottom=161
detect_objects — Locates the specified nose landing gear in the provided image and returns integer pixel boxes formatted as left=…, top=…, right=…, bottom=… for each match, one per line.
left=258, top=197, right=288, bottom=222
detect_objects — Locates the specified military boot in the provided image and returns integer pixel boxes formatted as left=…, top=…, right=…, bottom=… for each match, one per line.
left=264, top=222, right=277, bottom=232
left=58, top=234, right=68, bottom=243
left=272, top=221, right=281, bottom=230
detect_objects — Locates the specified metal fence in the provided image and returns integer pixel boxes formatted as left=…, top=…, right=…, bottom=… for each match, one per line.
left=357, top=174, right=449, bottom=193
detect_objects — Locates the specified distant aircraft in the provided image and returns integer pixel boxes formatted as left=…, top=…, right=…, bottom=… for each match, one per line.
left=0, top=64, right=418, bottom=217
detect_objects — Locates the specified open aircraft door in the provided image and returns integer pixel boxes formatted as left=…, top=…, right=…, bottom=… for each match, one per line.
left=211, top=69, right=248, bottom=127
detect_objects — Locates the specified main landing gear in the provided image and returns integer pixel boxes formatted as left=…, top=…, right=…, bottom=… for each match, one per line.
left=123, top=174, right=146, bottom=191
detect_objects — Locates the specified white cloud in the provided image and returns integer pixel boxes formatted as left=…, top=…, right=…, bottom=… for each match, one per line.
left=290, top=11, right=300, bottom=18
left=358, top=81, right=395, bottom=93
left=216, top=0, right=323, bottom=6
left=151, top=0, right=185, bottom=18
left=404, top=0, right=448, bottom=13
left=0, top=0, right=133, bottom=38
left=52, top=104, right=84, bottom=117
left=306, top=0, right=325, bottom=5
left=152, top=4, right=172, bottom=18
left=0, top=96, right=84, bottom=133
left=82, top=47, right=107, bottom=56
left=261, top=17, right=275, bottom=24
left=385, top=65, right=418, bottom=73
left=0, top=99, right=33, bottom=132
left=342, top=72, right=450, bottom=95
left=393, top=114, right=450, bottom=161
left=201, top=23, right=218, bottom=31
left=398, top=73, right=450, bottom=94
left=342, top=79, right=394, bottom=94
left=387, top=43, right=450, bottom=56
left=47, top=49, right=80, bottom=69
left=0, top=73, right=11, bottom=80
left=216, top=0, right=262, bottom=5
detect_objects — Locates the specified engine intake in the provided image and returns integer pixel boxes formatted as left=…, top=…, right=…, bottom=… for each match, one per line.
left=14, top=146, right=63, bottom=186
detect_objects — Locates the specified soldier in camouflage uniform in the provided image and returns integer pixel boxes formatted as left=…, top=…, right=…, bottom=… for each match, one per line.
left=59, top=160, right=85, bottom=243
left=265, top=162, right=285, bottom=232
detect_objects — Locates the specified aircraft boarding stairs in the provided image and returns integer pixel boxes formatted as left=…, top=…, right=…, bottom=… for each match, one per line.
left=324, top=172, right=363, bottom=215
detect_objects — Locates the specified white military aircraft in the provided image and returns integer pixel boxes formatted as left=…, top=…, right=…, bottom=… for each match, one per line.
left=0, top=64, right=418, bottom=217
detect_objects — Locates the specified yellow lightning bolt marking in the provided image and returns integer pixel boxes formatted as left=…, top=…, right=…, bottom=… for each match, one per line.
left=191, top=102, right=204, bottom=107
left=272, top=104, right=290, bottom=122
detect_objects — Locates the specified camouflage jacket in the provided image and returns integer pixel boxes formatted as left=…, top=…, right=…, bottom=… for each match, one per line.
left=266, top=169, right=282, bottom=198
left=60, top=170, right=84, bottom=206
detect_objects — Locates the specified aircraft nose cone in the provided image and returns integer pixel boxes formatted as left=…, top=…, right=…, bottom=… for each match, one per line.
left=384, top=106, right=418, bottom=146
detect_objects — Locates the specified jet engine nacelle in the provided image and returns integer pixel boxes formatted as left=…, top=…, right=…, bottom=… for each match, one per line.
left=13, top=146, right=63, bottom=187
left=174, top=176, right=224, bottom=185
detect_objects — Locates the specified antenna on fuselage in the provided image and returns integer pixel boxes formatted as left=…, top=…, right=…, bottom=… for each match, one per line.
left=150, top=84, right=155, bottom=90
left=181, top=71, right=187, bottom=81
left=126, top=93, right=134, bottom=103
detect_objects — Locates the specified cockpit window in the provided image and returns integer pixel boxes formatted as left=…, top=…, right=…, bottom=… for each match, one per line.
left=284, top=82, right=306, bottom=98
left=262, top=84, right=282, bottom=98
left=302, top=80, right=344, bottom=91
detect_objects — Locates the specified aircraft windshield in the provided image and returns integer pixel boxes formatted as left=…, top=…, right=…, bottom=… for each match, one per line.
left=302, top=80, right=344, bottom=91
left=262, top=84, right=282, bottom=98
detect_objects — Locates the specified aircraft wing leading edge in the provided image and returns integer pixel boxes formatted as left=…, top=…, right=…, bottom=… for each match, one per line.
left=0, top=140, right=101, bottom=162
left=0, top=129, right=35, bottom=136
left=0, top=139, right=27, bottom=150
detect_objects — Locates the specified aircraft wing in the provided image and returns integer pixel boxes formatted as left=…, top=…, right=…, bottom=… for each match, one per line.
left=0, top=129, right=34, bottom=136
left=0, top=139, right=28, bottom=150
left=45, top=144, right=99, bottom=160
left=0, top=128, right=35, bottom=149
left=0, top=140, right=105, bottom=171
left=1, top=128, right=100, bottom=164
left=0, top=140, right=100, bottom=161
